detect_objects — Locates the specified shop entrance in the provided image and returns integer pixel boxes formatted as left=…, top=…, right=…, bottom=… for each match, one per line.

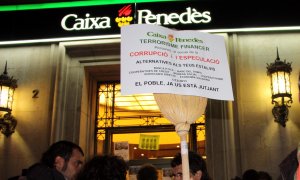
left=95, top=81, right=206, bottom=171
left=64, top=39, right=211, bottom=178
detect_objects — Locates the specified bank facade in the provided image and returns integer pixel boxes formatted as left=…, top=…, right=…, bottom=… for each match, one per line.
left=1, top=1, right=300, bottom=179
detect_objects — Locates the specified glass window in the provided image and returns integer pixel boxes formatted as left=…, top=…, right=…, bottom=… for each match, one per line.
left=96, top=82, right=206, bottom=161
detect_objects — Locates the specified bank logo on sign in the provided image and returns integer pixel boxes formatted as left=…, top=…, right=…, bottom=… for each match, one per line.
left=60, top=4, right=211, bottom=32
left=115, top=5, right=133, bottom=27
left=168, top=34, right=174, bottom=42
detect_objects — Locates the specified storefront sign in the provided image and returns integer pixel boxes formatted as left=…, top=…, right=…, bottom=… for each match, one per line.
left=1, top=1, right=300, bottom=42
left=121, top=24, right=234, bottom=100
left=0, top=4, right=132, bottom=41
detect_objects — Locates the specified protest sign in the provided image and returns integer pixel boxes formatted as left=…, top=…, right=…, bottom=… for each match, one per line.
left=121, top=24, right=233, bottom=100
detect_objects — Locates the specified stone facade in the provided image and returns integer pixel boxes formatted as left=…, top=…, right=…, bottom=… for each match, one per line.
left=1, top=32, right=300, bottom=180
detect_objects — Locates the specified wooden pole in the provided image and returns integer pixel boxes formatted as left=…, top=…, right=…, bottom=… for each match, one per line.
left=179, top=132, right=190, bottom=180
left=153, top=94, right=207, bottom=180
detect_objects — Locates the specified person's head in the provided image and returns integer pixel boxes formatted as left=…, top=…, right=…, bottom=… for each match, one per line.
left=171, top=151, right=209, bottom=180
left=41, top=140, right=84, bottom=180
left=258, top=171, right=272, bottom=180
left=77, top=155, right=128, bottom=180
left=137, top=164, right=158, bottom=180
left=242, top=169, right=259, bottom=180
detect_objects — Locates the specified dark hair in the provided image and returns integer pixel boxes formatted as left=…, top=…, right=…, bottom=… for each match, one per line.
left=77, top=155, right=128, bottom=180
left=41, top=140, right=84, bottom=168
left=137, top=164, right=158, bottom=180
left=242, top=169, right=259, bottom=180
left=171, top=151, right=210, bottom=180
left=258, top=171, right=272, bottom=180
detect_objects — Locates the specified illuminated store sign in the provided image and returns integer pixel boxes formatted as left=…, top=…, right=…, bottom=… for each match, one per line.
left=0, top=1, right=300, bottom=42
left=60, top=4, right=134, bottom=31
left=60, top=5, right=211, bottom=31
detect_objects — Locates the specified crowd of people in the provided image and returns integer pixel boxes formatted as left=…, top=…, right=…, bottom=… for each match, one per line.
left=10, top=140, right=277, bottom=180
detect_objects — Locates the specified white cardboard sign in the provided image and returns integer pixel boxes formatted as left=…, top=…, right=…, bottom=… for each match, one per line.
left=121, top=24, right=234, bottom=101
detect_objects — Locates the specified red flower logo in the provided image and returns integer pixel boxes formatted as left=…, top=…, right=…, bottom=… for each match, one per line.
left=115, top=5, right=133, bottom=27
